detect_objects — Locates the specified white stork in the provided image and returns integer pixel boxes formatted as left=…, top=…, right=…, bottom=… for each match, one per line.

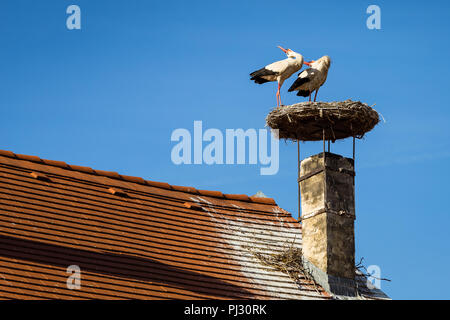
left=288, top=55, right=331, bottom=102
left=250, top=46, right=307, bottom=107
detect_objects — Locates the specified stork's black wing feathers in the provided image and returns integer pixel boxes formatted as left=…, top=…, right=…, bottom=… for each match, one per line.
left=250, top=67, right=278, bottom=78
left=250, top=68, right=277, bottom=84
left=288, top=76, right=311, bottom=92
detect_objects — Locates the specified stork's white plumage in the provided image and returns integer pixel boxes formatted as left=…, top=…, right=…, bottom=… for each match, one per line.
left=288, top=56, right=331, bottom=102
left=250, top=46, right=307, bottom=107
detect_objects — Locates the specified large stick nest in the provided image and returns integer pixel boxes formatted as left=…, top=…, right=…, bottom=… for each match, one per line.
left=266, top=99, right=380, bottom=141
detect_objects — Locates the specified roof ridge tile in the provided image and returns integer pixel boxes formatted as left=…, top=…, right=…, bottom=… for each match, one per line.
left=171, top=185, right=198, bottom=194
left=15, top=154, right=42, bottom=163
left=223, top=194, right=250, bottom=202
left=146, top=180, right=173, bottom=190
left=0, top=149, right=278, bottom=206
left=249, top=196, right=276, bottom=205
left=0, top=150, right=16, bottom=158
left=197, top=189, right=224, bottom=198
left=41, top=159, right=69, bottom=169
left=94, top=169, right=121, bottom=179
left=120, top=174, right=146, bottom=185
left=68, top=164, right=95, bottom=174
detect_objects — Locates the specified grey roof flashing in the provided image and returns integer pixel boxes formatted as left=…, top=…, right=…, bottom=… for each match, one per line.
left=302, top=257, right=390, bottom=300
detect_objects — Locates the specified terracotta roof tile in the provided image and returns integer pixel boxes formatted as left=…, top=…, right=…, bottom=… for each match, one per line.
left=145, top=180, right=172, bottom=190
left=183, top=202, right=204, bottom=211
left=107, top=187, right=128, bottom=197
left=67, top=165, right=95, bottom=174
left=120, top=175, right=146, bottom=185
left=0, top=150, right=15, bottom=158
left=15, top=154, right=42, bottom=163
left=224, top=194, right=251, bottom=202
left=41, top=159, right=69, bottom=169
left=92, top=170, right=121, bottom=179
left=29, top=171, right=51, bottom=181
left=249, top=196, right=277, bottom=205
left=197, top=189, right=224, bottom=198
left=171, top=185, right=198, bottom=194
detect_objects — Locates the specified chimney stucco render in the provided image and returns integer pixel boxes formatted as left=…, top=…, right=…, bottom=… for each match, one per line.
left=299, top=152, right=356, bottom=282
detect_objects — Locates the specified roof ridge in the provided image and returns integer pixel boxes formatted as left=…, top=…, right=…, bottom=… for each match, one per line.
left=0, top=149, right=276, bottom=206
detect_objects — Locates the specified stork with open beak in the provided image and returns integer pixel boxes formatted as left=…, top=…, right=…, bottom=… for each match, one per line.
left=288, top=55, right=331, bottom=102
left=250, top=46, right=307, bottom=107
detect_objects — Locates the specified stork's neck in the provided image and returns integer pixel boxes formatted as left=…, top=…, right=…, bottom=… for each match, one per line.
left=312, top=60, right=329, bottom=72
left=289, top=53, right=304, bottom=67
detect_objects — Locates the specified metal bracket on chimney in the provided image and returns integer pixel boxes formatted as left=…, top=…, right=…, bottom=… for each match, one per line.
left=300, top=207, right=355, bottom=221
left=298, top=166, right=355, bottom=183
left=298, top=167, right=324, bottom=183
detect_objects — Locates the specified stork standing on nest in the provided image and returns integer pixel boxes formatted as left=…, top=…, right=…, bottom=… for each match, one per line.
left=288, top=56, right=331, bottom=102
left=250, top=46, right=308, bottom=107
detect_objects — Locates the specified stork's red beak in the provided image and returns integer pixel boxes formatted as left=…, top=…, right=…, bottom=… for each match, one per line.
left=277, top=46, right=289, bottom=54
left=304, top=60, right=314, bottom=66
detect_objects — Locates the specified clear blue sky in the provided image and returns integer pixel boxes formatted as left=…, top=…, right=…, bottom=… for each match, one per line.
left=1, top=0, right=449, bottom=299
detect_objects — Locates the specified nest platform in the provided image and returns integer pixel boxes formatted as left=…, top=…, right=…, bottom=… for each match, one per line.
left=266, top=100, right=380, bottom=142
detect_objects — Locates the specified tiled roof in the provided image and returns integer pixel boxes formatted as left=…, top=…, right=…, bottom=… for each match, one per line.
left=0, top=150, right=332, bottom=300
left=0, top=150, right=389, bottom=300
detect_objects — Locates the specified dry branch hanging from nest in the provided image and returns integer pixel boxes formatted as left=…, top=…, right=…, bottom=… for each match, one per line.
left=265, top=99, right=380, bottom=142
left=246, top=243, right=320, bottom=293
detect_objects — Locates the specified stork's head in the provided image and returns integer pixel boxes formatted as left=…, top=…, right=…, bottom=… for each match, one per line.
left=318, top=55, right=331, bottom=69
left=278, top=46, right=300, bottom=59
left=305, top=56, right=332, bottom=69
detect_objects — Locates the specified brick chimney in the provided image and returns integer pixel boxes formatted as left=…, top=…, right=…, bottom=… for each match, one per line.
left=299, top=152, right=356, bottom=296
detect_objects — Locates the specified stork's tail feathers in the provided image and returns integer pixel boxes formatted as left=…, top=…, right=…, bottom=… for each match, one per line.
left=250, top=68, right=276, bottom=84
left=296, top=90, right=310, bottom=97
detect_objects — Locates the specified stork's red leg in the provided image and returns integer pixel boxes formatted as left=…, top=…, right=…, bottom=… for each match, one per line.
left=309, top=91, right=311, bottom=102
left=314, top=88, right=319, bottom=102
left=276, top=82, right=281, bottom=107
